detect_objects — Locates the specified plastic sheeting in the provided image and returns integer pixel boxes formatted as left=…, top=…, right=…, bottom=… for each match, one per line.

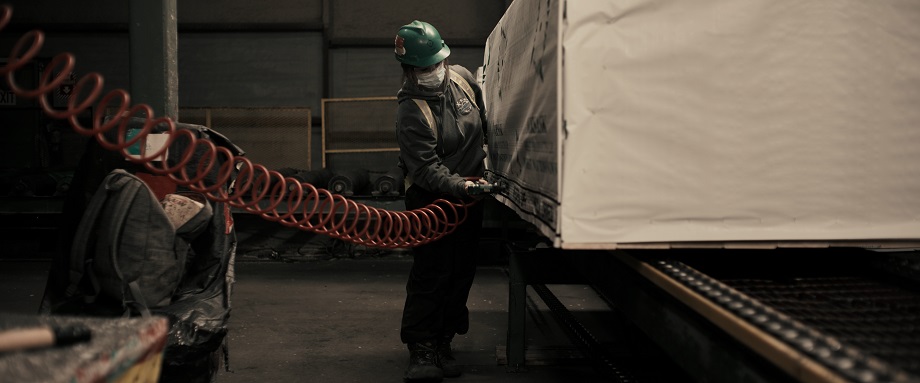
left=483, top=0, right=920, bottom=248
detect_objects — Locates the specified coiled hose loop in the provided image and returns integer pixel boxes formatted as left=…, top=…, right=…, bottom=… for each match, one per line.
left=0, top=5, right=475, bottom=248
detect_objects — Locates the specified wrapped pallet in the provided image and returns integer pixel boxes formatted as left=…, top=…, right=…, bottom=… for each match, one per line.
left=482, top=0, right=920, bottom=249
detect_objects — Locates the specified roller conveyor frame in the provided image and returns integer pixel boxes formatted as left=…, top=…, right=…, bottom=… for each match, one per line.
left=627, top=252, right=917, bottom=383
left=570, top=250, right=920, bottom=383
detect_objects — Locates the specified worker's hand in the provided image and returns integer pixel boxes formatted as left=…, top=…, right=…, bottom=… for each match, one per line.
left=464, top=178, right=492, bottom=199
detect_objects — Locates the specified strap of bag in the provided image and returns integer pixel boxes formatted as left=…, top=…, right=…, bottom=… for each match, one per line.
left=127, top=281, right=153, bottom=317
left=65, top=171, right=128, bottom=300
left=412, top=99, right=437, bottom=141
left=104, top=173, right=150, bottom=315
left=406, top=70, right=479, bottom=190
left=449, top=69, right=476, bottom=106
left=411, top=69, right=477, bottom=140
left=65, top=170, right=144, bottom=311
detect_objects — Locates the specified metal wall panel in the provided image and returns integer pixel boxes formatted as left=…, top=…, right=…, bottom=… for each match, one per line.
left=325, top=0, right=506, bottom=45
left=178, top=0, right=324, bottom=30
left=1, top=0, right=127, bottom=30
left=178, top=32, right=323, bottom=112
left=0, top=56, right=93, bottom=171
left=180, top=107, right=312, bottom=171
left=322, top=98, right=397, bottom=151
left=328, top=47, right=485, bottom=99
left=321, top=97, right=401, bottom=175
left=1, top=32, right=321, bottom=112
left=2, top=0, right=323, bottom=30
left=0, top=33, right=131, bottom=95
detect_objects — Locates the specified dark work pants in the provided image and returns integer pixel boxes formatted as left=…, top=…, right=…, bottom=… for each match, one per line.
left=400, top=185, right=485, bottom=344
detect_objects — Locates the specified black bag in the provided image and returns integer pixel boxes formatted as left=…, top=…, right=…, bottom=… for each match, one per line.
left=64, top=169, right=212, bottom=316
left=41, top=118, right=243, bottom=382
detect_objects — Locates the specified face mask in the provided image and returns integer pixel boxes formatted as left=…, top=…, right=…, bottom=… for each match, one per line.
left=417, top=63, right=445, bottom=88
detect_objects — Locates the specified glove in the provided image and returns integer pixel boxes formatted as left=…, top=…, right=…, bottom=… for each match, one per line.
left=464, top=178, right=502, bottom=197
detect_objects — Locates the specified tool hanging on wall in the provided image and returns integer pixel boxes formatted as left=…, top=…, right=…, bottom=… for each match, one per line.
left=0, top=5, right=477, bottom=249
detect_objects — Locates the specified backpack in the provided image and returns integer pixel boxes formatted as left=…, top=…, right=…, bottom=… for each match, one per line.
left=63, top=169, right=213, bottom=317
left=38, top=118, right=242, bottom=382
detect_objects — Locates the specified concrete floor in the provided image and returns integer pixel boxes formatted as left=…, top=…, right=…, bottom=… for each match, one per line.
left=0, top=253, right=620, bottom=382
left=0, top=209, right=693, bottom=382
left=214, top=257, right=613, bottom=383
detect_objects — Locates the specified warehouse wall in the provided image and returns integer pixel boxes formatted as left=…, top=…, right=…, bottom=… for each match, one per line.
left=0, top=0, right=510, bottom=171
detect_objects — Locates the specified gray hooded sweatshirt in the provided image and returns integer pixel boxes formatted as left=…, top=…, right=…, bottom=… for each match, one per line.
left=396, top=65, right=487, bottom=199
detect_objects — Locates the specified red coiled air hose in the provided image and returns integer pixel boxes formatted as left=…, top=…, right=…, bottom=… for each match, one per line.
left=0, top=5, right=476, bottom=249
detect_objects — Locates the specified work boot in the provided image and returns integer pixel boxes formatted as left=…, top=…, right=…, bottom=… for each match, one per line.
left=405, top=341, right=443, bottom=382
left=437, top=338, right=461, bottom=378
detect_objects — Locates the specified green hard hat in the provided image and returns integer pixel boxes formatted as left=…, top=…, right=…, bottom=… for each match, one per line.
left=394, top=20, right=450, bottom=67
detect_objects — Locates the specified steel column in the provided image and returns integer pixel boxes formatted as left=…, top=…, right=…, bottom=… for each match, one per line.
left=505, top=246, right=527, bottom=371
left=129, top=0, right=178, bottom=120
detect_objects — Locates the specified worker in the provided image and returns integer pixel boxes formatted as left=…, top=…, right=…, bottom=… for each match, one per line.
left=393, top=20, right=490, bottom=382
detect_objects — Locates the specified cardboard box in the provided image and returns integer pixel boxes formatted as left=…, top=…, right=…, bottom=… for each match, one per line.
left=482, top=0, right=920, bottom=249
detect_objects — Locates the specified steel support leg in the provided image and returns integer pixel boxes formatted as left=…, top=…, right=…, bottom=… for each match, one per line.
left=506, top=248, right=527, bottom=371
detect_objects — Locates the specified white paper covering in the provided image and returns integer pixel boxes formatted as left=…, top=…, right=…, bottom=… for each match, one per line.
left=483, top=0, right=920, bottom=248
